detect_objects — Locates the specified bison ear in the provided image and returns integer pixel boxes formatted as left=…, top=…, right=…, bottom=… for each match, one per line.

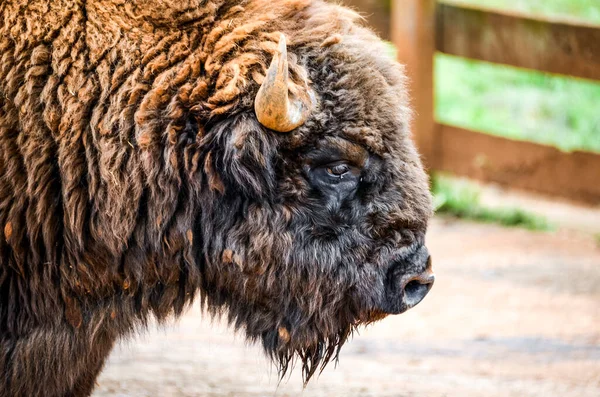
left=209, top=114, right=277, bottom=199
left=254, top=34, right=315, bottom=133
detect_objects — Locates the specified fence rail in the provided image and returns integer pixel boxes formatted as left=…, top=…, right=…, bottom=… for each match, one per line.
left=436, top=4, right=600, bottom=81
left=437, top=125, right=600, bottom=204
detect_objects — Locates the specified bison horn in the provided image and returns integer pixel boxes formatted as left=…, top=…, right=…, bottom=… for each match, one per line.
left=254, top=34, right=314, bottom=132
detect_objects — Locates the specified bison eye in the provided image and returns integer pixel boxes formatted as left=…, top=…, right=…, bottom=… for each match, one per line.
left=326, top=163, right=350, bottom=177
left=309, top=161, right=361, bottom=188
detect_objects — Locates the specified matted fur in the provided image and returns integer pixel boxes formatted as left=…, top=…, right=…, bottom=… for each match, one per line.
left=0, top=1, right=432, bottom=396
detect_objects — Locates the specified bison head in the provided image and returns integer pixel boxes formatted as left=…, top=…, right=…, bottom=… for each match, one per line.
left=195, top=25, right=433, bottom=380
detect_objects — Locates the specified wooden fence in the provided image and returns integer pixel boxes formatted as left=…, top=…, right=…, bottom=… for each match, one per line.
left=346, top=0, right=600, bottom=205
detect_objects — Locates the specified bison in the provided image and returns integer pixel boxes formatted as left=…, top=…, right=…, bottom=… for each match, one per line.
left=0, top=0, right=434, bottom=395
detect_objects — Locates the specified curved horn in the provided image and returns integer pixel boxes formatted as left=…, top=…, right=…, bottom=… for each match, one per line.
left=254, top=34, right=314, bottom=132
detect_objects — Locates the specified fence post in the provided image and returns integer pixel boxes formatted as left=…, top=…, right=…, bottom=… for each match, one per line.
left=391, top=0, right=437, bottom=170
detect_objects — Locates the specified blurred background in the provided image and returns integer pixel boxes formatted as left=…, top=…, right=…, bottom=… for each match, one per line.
left=94, top=1, right=600, bottom=396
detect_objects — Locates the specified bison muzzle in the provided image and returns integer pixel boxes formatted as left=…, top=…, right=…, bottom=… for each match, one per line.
left=0, top=0, right=434, bottom=395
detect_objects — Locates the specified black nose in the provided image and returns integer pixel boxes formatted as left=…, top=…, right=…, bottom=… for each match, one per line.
left=400, top=256, right=434, bottom=310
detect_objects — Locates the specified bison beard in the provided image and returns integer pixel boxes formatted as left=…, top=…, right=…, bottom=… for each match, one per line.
left=0, top=0, right=433, bottom=395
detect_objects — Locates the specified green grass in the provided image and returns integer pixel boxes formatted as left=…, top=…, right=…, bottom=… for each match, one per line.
left=435, top=54, right=600, bottom=153
left=440, top=0, right=600, bottom=24
left=432, top=174, right=552, bottom=231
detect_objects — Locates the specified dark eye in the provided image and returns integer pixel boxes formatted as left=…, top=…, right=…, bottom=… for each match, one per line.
left=326, top=163, right=350, bottom=177
left=304, top=160, right=362, bottom=189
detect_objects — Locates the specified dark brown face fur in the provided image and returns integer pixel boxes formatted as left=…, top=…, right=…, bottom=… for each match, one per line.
left=196, top=5, right=432, bottom=380
left=0, top=0, right=432, bottom=393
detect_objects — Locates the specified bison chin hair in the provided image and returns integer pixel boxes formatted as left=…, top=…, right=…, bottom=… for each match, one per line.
left=199, top=292, right=361, bottom=384
left=269, top=324, right=354, bottom=384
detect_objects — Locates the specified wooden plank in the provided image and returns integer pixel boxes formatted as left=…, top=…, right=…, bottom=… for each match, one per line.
left=437, top=124, right=600, bottom=205
left=436, top=4, right=600, bottom=81
left=392, top=0, right=438, bottom=169
left=341, top=0, right=391, bottom=40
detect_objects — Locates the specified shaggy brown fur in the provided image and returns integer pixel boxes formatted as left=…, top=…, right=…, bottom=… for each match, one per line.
left=0, top=0, right=433, bottom=396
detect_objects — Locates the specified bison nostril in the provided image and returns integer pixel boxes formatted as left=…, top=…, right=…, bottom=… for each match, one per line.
left=405, top=279, right=426, bottom=296
left=402, top=274, right=434, bottom=309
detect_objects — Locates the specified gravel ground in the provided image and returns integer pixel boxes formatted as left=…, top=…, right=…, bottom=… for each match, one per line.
left=93, top=217, right=600, bottom=397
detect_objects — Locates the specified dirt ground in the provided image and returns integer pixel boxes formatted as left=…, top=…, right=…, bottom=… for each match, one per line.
left=93, top=217, right=600, bottom=397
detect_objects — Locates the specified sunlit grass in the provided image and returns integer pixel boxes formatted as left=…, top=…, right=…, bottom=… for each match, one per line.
left=435, top=54, right=600, bottom=153
left=384, top=41, right=600, bottom=154
left=432, top=174, right=552, bottom=230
